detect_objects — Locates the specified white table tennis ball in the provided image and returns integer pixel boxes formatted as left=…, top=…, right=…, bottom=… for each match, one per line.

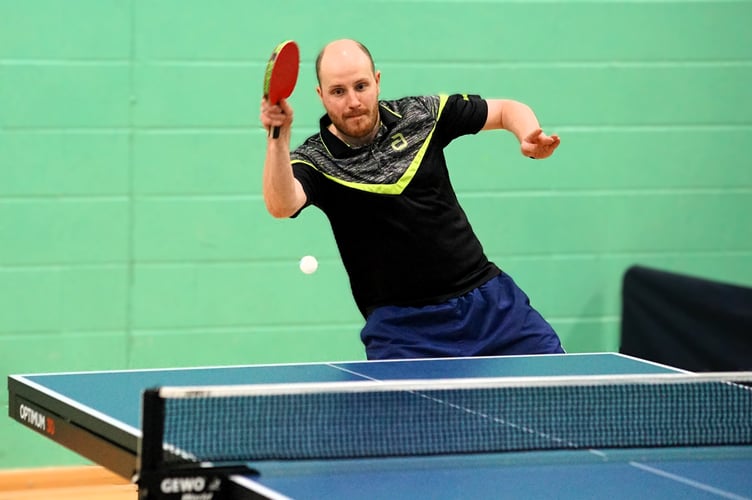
left=299, top=255, right=318, bottom=274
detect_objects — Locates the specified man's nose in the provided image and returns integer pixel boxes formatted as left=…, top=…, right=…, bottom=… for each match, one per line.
left=345, top=91, right=360, bottom=107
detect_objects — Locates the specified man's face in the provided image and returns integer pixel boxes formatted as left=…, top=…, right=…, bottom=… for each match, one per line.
left=317, top=47, right=380, bottom=140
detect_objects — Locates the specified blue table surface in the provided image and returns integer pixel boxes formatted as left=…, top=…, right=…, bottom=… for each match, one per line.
left=13, top=353, right=752, bottom=499
left=18, top=353, right=678, bottom=430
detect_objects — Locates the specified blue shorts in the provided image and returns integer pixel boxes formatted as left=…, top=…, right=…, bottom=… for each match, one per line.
left=361, top=272, right=564, bottom=360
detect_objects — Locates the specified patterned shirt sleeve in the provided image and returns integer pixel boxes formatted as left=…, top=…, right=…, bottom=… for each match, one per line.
left=433, top=94, right=488, bottom=148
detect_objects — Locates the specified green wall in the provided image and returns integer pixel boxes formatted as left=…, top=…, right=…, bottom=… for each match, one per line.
left=2, top=0, right=751, bottom=469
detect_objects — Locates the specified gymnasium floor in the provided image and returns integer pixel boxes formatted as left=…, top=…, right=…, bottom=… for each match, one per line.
left=0, top=465, right=135, bottom=500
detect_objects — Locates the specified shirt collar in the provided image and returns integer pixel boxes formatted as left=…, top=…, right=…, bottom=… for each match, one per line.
left=318, top=103, right=400, bottom=158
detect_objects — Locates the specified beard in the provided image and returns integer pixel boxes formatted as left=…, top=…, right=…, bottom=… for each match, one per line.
left=330, top=106, right=380, bottom=141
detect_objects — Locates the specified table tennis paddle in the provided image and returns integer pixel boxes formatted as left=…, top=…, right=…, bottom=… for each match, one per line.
left=263, top=40, right=300, bottom=139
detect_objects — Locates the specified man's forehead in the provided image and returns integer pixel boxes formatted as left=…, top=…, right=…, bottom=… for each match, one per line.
left=321, top=68, right=373, bottom=87
left=320, top=55, right=374, bottom=87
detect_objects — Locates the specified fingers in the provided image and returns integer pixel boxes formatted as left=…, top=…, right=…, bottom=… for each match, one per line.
left=524, top=128, right=543, bottom=143
left=521, top=131, right=561, bottom=159
left=525, top=128, right=561, bottom=146
left=260, top=98, right=293, bottom=132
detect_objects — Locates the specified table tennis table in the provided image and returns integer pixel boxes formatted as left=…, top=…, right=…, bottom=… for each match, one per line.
left=7, top=353, right=752, bottom=499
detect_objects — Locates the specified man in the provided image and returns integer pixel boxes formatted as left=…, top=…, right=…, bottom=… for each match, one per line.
left=260, top=39, right=564, bottom=360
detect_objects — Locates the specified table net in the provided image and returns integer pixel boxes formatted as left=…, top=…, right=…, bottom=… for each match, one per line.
left=141, top=372, right=752, bottom=465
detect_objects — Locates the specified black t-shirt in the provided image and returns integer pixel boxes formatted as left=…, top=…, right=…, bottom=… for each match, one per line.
left=291, top=94, right=500, bottom=317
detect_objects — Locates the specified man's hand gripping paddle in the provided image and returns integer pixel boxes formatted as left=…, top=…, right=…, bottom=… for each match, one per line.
left=263, top=40, right=300, bottom=139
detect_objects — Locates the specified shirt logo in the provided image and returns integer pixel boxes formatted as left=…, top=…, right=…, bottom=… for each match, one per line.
left=390, top=133, right=408, bottom=151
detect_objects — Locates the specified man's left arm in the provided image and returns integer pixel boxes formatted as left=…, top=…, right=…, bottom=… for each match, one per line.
left=483, top=99, right=560, bottom=159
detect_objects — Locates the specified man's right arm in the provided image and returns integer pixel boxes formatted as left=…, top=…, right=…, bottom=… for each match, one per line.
left=260, top=98, right=308, bottom=218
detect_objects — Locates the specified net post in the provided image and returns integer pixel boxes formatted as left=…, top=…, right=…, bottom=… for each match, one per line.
left=136, top=388, right=259, bottom=499
left=137, top=388, right=165, bottom=499
left=140, top=388, right=165, bottom=472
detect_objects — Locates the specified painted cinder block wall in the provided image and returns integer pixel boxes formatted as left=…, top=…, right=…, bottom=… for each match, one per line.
left=1, top=0, right=750, bottom=468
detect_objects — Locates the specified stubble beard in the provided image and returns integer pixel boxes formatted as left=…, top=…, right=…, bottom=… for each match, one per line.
left=331, top=106, right=380, bottom=145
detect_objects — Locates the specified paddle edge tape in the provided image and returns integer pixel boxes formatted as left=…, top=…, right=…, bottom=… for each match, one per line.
left=263, top=39, right=300, bottom=103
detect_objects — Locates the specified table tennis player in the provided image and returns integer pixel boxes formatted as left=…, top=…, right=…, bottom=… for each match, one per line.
left=260, top=38, right=564, bottom=360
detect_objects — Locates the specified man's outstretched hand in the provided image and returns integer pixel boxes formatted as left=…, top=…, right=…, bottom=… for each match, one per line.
left=521, top=128, right=560, bottom=159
